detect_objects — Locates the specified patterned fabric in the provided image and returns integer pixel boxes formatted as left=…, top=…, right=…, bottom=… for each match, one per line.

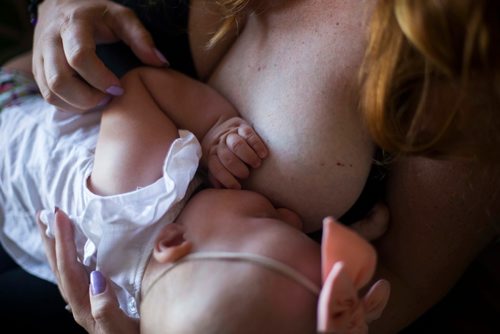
left=0, top=69, right=39, bottom=111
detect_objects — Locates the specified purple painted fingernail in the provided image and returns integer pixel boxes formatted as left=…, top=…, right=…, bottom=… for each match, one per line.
left=106, top=85, right=124, bottom=96
left=154, top=48, right=170, bottom=66
left=90, top=271, right=106, bottom=295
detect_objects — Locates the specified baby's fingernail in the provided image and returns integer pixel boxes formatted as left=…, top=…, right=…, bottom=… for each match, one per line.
left=90, top=271, right=106, bottom=295
left=154, top=48, right=170, bottom=66
left=106, top=85, right=124, bottom=96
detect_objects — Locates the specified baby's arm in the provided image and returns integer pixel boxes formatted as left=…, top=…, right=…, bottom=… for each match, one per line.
left=134, top=67, right=268, bottom=189
left=90, top=68, right=181, bottom=195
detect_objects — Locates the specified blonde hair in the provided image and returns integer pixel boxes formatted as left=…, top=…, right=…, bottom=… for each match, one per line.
left=208, top=0, right=251, bottom=48
left=361, top=0, right=500, bottom=161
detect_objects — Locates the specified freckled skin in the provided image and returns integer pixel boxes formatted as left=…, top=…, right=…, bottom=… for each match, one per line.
left=208, top=2, right=375, bottom=232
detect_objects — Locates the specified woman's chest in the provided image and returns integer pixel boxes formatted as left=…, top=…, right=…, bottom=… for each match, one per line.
left=208, top=1, right=376, bottom=231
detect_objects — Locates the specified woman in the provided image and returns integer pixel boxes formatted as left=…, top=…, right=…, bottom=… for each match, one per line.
left=359, top=1, right=500, bottom=331
left=204, top=2, right=499, bottom=330
left=15, top=0, right=500, bottom=332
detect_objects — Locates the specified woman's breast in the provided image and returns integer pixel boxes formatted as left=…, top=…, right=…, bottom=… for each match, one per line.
left=242, top=87, right=374, bottom=232
left=208, top=3, right=374, bottom=232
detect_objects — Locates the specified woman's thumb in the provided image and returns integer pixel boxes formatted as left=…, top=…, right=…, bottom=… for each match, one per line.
left=89, top=271, right=139, bottom=334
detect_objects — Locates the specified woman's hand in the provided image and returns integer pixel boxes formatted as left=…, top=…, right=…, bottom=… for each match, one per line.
left=32, top=0, right=168, bottom=113
left=36, top=209, right=139, bottom=334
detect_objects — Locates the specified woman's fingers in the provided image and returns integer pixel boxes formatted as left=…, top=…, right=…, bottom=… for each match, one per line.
left=58, top=20, right=123, bottom=100
left=51, top=209, right=95, bottom=329
left=103, top=5, right=167, bottom=66
left=33, top=0, right=167, bottom=112
left=35, top=211, right=61, bottom=289
left=89, top=271, right=140, bottom=334
left=37, top=208, right=134, bottom=333
left=53, top=210, right=80, bottom=280
left=60, top=16, right=123, bottom=96
left=44, top=38, right=111, bottom=111
left=36, top=209, right=89, bottom=316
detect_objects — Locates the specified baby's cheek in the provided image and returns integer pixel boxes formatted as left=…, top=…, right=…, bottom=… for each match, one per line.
left=276, top=208, right=303, bottom=230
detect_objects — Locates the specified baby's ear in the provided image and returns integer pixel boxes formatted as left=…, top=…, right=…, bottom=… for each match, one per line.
left=317, top=262, right=365, bottom=333
left=153, top=223, right=192, bottom=263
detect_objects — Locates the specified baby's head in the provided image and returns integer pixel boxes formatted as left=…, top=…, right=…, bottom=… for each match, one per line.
left=140, top=189, right=320, bottom=333
left=139, top=189, right=388, bottom=333
left=141, top=253, right=319, bottom=333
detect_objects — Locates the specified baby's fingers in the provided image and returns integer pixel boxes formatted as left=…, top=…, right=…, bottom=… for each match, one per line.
left=217, top=144, right=251, bottom=179
left=226, top=131, right=267, bottom=169
left=237, top=124, right=268, bottom=160
left=207, top=156, right=242, bottom=190
left=226, top=133, right=261, bottom=168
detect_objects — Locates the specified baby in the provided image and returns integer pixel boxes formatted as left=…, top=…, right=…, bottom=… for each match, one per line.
left=2, top=62, right=266, bottom=316
left=1, top=54, right=389, bottom=332
left=48, top=193, right=389, bottom=333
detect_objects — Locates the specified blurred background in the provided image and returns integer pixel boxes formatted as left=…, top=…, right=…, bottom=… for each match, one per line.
left=0, top=0, right=32, bottom=65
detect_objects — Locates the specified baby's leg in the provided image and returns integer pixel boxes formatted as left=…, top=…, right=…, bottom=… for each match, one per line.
left=89, top=68, right=179, bottom=195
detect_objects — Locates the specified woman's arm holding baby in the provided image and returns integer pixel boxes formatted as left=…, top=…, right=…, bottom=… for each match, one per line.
left=36, top=210, right=139, bottom=334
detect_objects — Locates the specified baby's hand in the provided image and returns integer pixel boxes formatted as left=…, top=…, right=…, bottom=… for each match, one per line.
left=201, top=117, right=268, bottom=189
